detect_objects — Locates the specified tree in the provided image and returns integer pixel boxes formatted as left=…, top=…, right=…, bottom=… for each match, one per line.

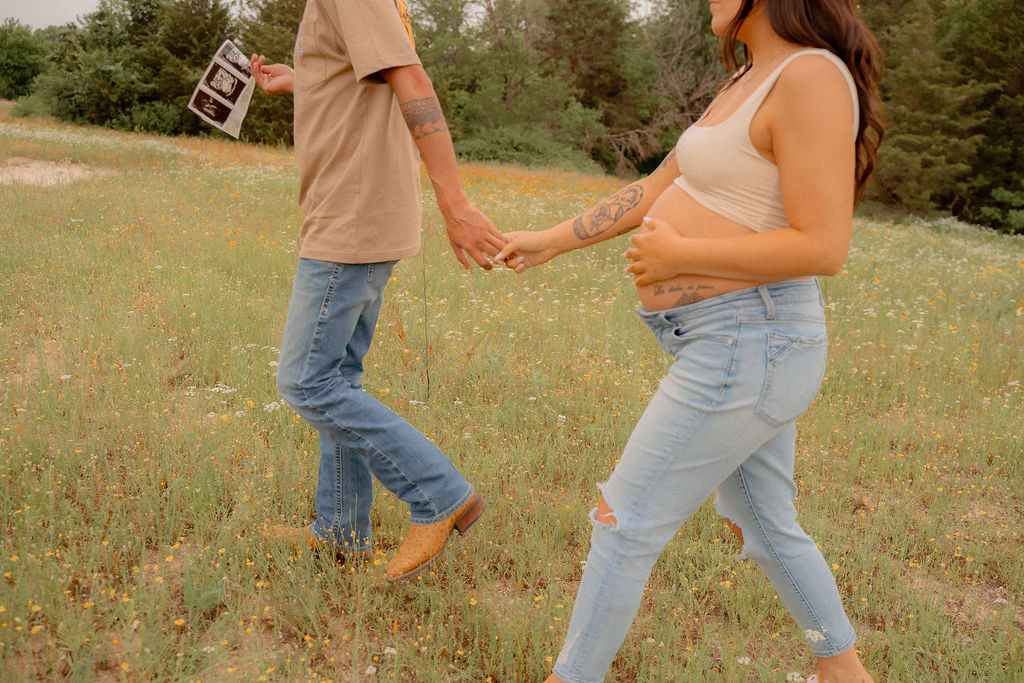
left=859, top=0, right=986, bottom=213
left=540, top=0, right=630, bottom=113
left=0, top=19, right=51, bottom=100
left=27, top=0, right=235, bottom=135
left=236, top=0, right=302, bottom=145
left=411, top=0, right=605, bottom=171
left=613, top=0, right=722, bottom=173
left=941, top=0, right=1024, bottom=232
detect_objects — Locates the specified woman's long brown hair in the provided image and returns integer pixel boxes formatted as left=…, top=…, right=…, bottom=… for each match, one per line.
left=721, top=0, right=885, bottom=204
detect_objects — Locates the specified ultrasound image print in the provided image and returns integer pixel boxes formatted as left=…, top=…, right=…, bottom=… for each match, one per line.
left=192, top=90, right=231, bottom=125
left=204, top=64, right=246, bottom=104
left=220, top=42, right=252, bottom=77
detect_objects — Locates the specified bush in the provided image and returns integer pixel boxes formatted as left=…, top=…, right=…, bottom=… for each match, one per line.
left=976, top=182, right=1024, bottom=234
left=111, top=100, right=191, bottom=135
left=9, top=91, right=52, bottom=118
left=455, top=124, right=603, bottom=174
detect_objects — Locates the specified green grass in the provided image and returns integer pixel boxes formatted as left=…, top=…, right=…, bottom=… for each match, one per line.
left=2, top=104, right=1022, bottom=681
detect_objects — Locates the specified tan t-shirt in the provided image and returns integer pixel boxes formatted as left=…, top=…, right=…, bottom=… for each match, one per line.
left=293, top=0, right=423, bottom=263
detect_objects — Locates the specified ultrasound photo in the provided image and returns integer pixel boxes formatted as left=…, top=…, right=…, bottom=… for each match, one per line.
left=189, top=39, right=255, bottom=138
left=203, top=63, right=247, bottom=104
left=190, top=90, right=232, bottom=126
left=219, top=41, right=252, bottom=77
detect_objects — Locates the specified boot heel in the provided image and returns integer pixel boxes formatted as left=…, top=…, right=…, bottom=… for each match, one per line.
left=454, top=493, right=486, bottom=533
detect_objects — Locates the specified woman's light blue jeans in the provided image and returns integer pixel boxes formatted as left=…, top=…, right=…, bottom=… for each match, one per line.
left=553, top=280, right=856, bottom=683
left=276, top=258, right=474, bottom=553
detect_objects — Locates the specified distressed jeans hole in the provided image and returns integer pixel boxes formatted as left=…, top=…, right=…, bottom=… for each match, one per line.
left=724, top=516, right=744, bottom=545
left=595, top=494, right=618, bottom=528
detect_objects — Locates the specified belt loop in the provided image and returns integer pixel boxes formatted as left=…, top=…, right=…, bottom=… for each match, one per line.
left=758, top=285, right=775, bottom=319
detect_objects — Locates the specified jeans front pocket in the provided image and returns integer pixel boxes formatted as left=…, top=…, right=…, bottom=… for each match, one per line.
left=755, top=330, right=828, bottom=427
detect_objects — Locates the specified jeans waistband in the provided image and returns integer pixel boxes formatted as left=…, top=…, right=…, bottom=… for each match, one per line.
left=636, top=279, right=823, bottom=325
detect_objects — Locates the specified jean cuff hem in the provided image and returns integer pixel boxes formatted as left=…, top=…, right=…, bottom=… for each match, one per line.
left=409, top=485, right=475, bottom=525
left=550, top=666, right=591, bottom=683
left=810, top=633, right=856, bottom=658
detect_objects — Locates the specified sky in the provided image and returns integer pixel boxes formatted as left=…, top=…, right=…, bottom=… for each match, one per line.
left=3, top=0, right=102, bottom=30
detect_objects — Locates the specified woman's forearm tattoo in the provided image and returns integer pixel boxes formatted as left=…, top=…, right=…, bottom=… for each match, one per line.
left=400, top=97, right=448, bottom=140
left=572, top=183, right=645, bottom=241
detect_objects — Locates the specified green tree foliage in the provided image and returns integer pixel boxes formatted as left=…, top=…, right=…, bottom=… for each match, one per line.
left=860, top=0, right=986, bottom=214
left=540, top=0, right=630, bottom=114
left=25, top=0, right=232, bottom=135
left=0, top=19, right=51, bottom=100
left=236, top=0, right=303, bottom=145
left=941, top=0, right=1024, bottom=233
left=617, top=0, right=722, bottom=173
left=412, top=0, right=605, bottom=172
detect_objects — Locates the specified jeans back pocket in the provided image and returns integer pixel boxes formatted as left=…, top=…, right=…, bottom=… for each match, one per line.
left=755, top=330, right=828, bottom=427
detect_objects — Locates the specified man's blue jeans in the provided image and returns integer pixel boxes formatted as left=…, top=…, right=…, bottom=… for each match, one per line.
left=276, top=258, right=474, bottom=553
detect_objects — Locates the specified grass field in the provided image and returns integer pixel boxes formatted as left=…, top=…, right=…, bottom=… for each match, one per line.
left=1, top=104, right=1022, bottom=682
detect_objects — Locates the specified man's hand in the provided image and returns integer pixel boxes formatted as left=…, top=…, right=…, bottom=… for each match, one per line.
left=443, top=203, right=507, bottom=270
left=251, top=54, right=295, bottom=95
left=624, top=218, right=686, bottom=285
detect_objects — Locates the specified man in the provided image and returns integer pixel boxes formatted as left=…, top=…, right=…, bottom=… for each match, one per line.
left=250, top=0, right=502, bottom=583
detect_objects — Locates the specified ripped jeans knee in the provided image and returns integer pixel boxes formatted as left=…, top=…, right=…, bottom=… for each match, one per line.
left=592, top=493, right=618, bottom=528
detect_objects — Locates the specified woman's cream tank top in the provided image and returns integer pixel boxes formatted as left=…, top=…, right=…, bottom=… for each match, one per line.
left=672, top=49, right=859, bottom=233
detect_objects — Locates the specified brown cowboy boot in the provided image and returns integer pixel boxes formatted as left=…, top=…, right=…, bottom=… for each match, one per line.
left=384, top=491, right=486, bottom=583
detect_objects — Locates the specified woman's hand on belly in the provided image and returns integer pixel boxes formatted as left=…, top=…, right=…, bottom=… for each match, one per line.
left=626, top=183, right=758, bottom=286
left=627, top=185, right=768, bottom=310
left=624, top=217, right=685, bottom=286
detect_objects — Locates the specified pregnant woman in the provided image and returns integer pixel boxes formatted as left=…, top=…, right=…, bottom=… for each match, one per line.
left=496, top=1, right=884, bottom=681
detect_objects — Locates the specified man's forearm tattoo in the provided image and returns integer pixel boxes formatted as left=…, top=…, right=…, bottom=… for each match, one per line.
left=572, top=183, right=645, bottom=241
left=400, top=97, right=448, bottom=140
left=653, top=282, right=716, bottom=306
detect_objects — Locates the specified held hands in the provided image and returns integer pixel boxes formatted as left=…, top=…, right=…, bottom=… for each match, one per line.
left=494, top=231, right=560, bottom=273
left=250, top=54, right=295, bottom=95
left=623, top=217, right=685, bottom=286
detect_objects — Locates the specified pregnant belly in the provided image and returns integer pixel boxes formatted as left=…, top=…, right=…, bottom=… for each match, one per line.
left=635, top=183, right=781, bottom=311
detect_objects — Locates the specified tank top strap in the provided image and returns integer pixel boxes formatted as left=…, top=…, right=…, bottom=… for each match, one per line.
left=734, top=48, right=858, bottom=135
left=732, top=49, right=827, bottom=119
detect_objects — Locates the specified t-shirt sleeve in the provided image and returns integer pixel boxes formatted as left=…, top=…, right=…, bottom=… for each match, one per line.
left=326, top=0, right=421, bottom=82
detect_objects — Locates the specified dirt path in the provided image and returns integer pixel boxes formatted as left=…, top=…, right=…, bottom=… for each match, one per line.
left=0, top=156, right=110, bottom=186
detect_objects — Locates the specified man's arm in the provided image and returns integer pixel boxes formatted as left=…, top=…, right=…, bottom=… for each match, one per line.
left=380, top=64, right=505, bottom=270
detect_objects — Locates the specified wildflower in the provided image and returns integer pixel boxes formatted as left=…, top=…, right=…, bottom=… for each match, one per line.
left=803, top=629, right=826, bottom=643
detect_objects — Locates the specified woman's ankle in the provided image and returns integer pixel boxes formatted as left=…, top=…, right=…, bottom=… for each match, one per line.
left=816, top=645, right=873, bottom=683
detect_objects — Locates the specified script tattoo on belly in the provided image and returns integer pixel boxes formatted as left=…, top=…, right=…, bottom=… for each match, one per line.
left=653, top=283, right=716, bottom=307
left=400, top=97, right=448, bottom=140
left=572, top=183, right=644, bottom=241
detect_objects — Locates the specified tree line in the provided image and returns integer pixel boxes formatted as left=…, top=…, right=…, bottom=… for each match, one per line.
left=1, top=0, right=1021, bottom=233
